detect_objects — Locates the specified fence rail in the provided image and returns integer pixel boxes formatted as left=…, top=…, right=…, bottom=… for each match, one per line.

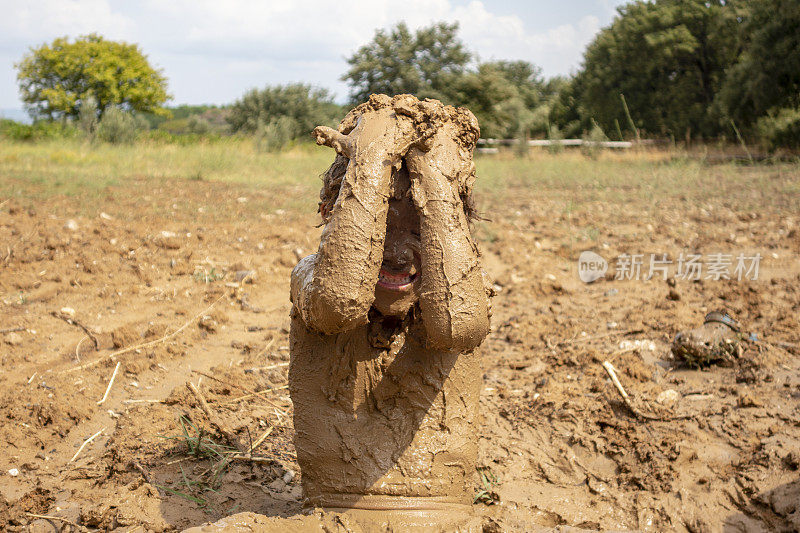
left=477, top=138, right=646, bottom=149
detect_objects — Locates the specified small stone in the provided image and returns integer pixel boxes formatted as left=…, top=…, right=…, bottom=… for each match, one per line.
left=237, top=197, right=248, bottom=203
left=269, top=478, right=286, bottom=492
left=199, top=316, right=218, bottom=333
left=656, top=389, right=680, bottom=405
left=63, top=219, right=79, bottom=231
left=282, top=470, right=295, bottom=484
left=607, top=321, right=618, bottom=329
left=156, top=231, right=181, bottom=249
left=8, top=468, right=19, bottom=476
left=4, top=332, right=23, bottom=346
left=99, top=212, right=113, bottom=220
left=619, top=339, right=656, bottom=352
left=60, top=307, right=76, bottom=318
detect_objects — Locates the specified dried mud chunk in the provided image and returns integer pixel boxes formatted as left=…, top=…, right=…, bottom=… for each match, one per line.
left=144, top=322, right=169, bottom=339
left=737, top=392, right=763, bottom=408
left=672, top=322, right=741, bottom=367
left=154, top=230, right=181, bottom=249
left=4, top=332, right=23, bottom=346
left=111, top=325, right=139, bottom=349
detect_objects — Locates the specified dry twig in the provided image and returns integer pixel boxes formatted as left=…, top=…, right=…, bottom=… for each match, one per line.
left=75, top=335, right=89, bottom=361
left=220, top=385, right=289, bottom=407
left=131, top=461, right=153, bottom=485
left=70, top=427, right=105, bottom=462
left=191, top=368, right=288, bottom=413
left=66, top=293, right=227, bottom=373
left=51, top=311, right=99, bottom=349
left=24, top=512, right=84, bottom=530
left=246, top=362, right=289, bottom=372
left=97, top=361, right=121, bottom=405
left=601, top=361, right=690, bottom=421
left=246, top=426, right=274, bottom=455
left=187, top=381, right=247, bottom=453
left=0, top=326, right=25, bottom=334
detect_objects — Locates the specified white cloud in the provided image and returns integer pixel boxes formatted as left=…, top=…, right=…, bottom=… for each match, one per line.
left=0, top=0, right=133, bottom=42
left=0, top=0, right=613, bottom=107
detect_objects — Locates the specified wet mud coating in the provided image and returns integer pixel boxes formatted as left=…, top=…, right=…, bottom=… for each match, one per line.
left=289, top=94, right=491, bottom=523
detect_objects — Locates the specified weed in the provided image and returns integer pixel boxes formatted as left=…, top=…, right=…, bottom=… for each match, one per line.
left=474, top=466, right=500, bottom=505
left=193, top=267, right=222, bottom=284
left=158, top=416, right=236, bottom=497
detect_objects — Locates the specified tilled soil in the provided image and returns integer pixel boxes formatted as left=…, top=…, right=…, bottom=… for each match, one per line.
left=1, top=167, right=799, bottom=532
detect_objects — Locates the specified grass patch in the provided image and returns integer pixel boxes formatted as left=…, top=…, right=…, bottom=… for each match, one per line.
left=474, top=465, right=500, bottom=505
left=1, top=140, right=798, bottom=220
left=158, top=416, right=237, bottom=505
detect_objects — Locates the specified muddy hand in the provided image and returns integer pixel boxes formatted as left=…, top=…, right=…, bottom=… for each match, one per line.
left=314, top=107, right=418, bottom=166
left=313, top=126, right=353, bottom=158
left=407, top=124, right=469, bottom=210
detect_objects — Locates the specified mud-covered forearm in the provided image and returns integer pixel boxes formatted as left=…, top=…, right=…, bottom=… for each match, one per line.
left=417, top=197, right=489, bottom=351
left=297, top=161, right=391, bottom=333
left=407, top=135, right=490, bottom=351
left=292, top=106, right=410, bottom=334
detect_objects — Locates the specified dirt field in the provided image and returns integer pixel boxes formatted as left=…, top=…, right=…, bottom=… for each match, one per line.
left=1, top=144, right=799, bottom=531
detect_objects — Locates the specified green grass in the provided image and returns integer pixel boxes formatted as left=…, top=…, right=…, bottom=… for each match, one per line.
left=1, top=139, right=798, bottom=219
left=0, top=138, right=331, bottom=201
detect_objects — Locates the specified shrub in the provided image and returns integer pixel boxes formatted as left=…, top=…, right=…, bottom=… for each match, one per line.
left=757, top=108, right=800, bottom=151
left=0, top=119, right=79, bottom=141
left=96, top=107, right=147, bottom=144
left=78, top=96, right=98, bottom=139
left=255, top=116, right=300, bottom=152
left=547, top=124, right=564, bottom=154
left=228, top=84, right=341, bottom=138
left=187, top=115, right=211, bottom=135
left=581, top=120, right=608, bottom=158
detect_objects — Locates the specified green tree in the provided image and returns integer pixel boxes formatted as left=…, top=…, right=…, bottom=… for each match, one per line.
left=342, top=22, right=470, bottom=104
left=447, top=63, right=519, bottom=138
left=16, top=34, right=169, bottom=121
left=718, top=0, right=800, bottom=127
left=227, top=83, right=341, bottom=136
left=577, top=0, right=742, bottom=140
left=446, top=60, right=554, bottom=139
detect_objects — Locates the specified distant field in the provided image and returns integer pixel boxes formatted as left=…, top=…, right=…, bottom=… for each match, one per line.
left=1, top=139, right=798, bottom=217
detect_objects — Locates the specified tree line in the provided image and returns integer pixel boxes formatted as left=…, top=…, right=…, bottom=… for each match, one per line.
left=10, top=0, right=800, bottom=150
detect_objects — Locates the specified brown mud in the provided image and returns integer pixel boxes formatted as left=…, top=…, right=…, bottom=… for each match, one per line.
left=1, top=152, right=799, bottom=530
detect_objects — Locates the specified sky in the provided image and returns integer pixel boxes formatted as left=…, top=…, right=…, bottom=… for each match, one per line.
left=0, top=0, right=628, bottom=112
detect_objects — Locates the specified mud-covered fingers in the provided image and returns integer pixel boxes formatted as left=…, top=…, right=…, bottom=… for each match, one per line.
left=407, top=146, right=461, bottom=207
left=312, top=126, right=352, bottom=158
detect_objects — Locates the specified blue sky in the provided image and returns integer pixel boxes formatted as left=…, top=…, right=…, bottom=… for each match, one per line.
left=0, top=0, right=628, bottom=111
